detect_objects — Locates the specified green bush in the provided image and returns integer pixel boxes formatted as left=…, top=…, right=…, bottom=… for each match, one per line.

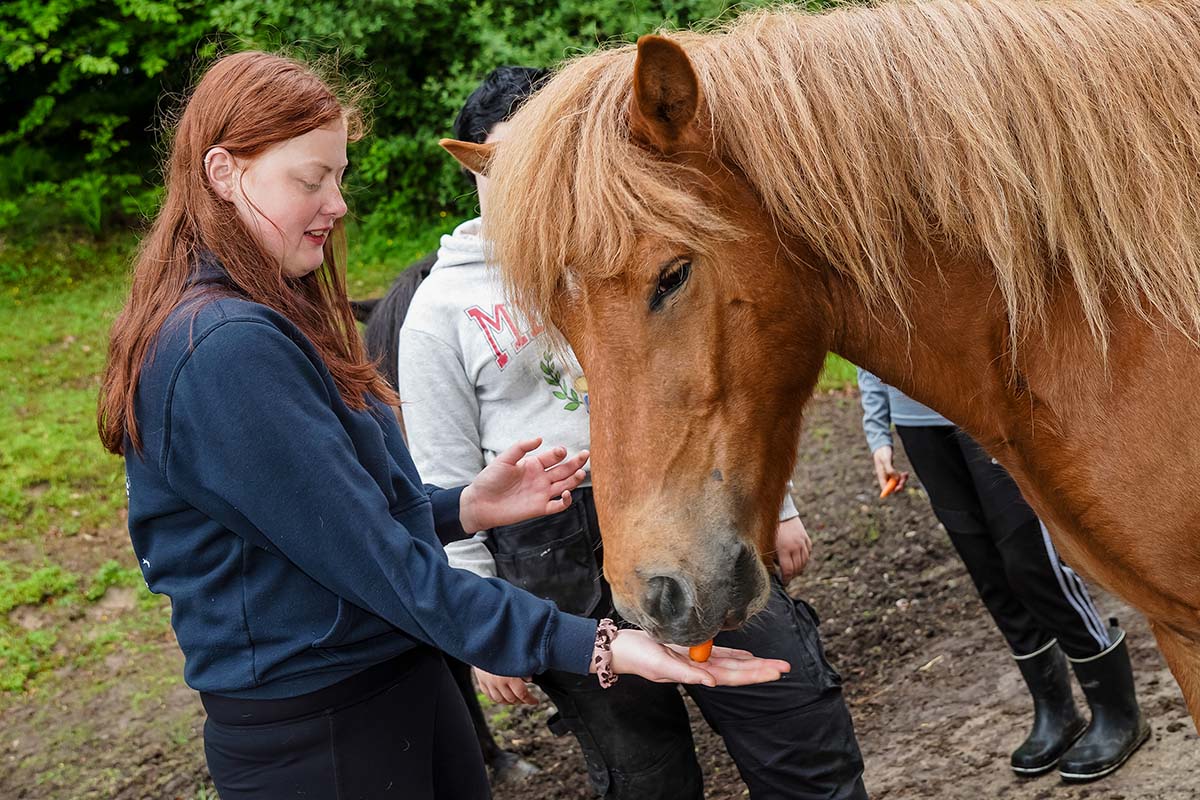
left=2, top=1, right=838, bottom=259
left=1, top=0, right=214, bottom=239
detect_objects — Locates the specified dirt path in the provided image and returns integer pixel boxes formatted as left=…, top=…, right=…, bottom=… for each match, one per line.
left=3, top=391, right=1195, bottom=798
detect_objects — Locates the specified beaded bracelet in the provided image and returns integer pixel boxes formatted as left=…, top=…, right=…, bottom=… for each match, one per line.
left=592, top=618, right=619, bottom=688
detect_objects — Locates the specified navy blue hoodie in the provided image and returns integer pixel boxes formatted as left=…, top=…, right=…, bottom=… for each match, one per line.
left=124, top=263, right=596, bottom=699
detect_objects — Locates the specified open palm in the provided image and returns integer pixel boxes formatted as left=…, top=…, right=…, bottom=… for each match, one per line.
left=459, top=437, right=590, bottom=533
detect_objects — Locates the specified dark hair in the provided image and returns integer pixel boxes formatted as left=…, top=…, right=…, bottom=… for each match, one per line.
left=452, top=65, right=549, bottom=184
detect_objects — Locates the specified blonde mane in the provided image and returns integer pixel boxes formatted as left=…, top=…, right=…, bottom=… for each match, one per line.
left=486, top=0, right=1200, bottom=347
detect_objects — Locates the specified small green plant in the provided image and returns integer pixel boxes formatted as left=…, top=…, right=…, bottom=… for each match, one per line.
left=85, top=560, right=143, bottom=602
left=0, top=626, right=59, bottom=692
left=0, top=562, right=77, bottom=614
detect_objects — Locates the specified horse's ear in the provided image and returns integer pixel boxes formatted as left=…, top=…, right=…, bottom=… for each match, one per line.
left=630, top=35, right=701, bottom=152
left=439, top=139, right=495, bottom=177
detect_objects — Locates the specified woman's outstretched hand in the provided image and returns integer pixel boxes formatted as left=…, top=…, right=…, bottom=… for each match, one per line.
left=460, top=437, right=589, bottom=533
left=602, top=629, right=790, bottom=687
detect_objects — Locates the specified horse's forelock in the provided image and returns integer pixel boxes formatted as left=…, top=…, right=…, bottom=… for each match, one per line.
left=490, top=0, right=1200, bottom=351
left=485, top=45, right=737, bottom=326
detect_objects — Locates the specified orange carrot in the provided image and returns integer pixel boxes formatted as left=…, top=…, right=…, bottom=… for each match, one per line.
left=689, top=639, right=714, bottom=662
left=880, top=476, right=900, bottom=499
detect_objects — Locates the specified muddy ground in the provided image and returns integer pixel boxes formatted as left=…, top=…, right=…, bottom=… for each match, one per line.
left=3, top=391, right=1197, bottom=798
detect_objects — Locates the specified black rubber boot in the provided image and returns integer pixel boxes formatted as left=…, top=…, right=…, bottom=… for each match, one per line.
left=1010, top=639, right=1087, bottom=776
left=1059, top=623, right=1151, bottom=782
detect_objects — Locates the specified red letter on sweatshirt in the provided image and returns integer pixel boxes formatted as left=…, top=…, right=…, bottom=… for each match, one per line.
left=465, top=304, right=532, bottom=370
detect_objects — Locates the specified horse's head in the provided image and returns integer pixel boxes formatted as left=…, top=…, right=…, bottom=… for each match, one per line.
left=447, top=37, right=833, bottom=644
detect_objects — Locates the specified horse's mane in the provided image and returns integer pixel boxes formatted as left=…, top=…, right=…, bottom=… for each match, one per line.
left=487, top=0, right=1200, bottom=348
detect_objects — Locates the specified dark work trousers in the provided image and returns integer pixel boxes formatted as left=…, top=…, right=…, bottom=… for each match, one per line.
left=490, top=488, right=868, bottom=800
left=202, top=647, right=491, bottom=800
left=895, top=425, right=1112, bottom=659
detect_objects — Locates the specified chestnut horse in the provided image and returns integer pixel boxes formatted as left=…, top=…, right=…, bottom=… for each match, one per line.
left=444, top=0, right=1200, bottom=725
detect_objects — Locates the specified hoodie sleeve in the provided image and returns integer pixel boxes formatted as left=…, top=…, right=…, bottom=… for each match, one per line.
left=779, top=482, right=799, bottom=521
left=856, top=367, right=894, bottom=454
left=162, top=319, right=595, bottom=678
left=397, top=327, right=488, bottom=488
left=398, top=324, right=500, bottom=577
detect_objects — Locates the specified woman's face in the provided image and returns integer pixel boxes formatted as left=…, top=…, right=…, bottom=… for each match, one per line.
left=210, top=121, right=349, bottom=278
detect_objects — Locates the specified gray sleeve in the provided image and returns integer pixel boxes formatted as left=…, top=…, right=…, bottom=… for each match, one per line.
left=444, top=534, right=497, bottom=578
left=856, top=367, right=894, bottom=454
left=779, top=481, right=799, bottom=521
left=398, top=327, right=500, bottom=578
left=397, top=327, right=488, bottom=488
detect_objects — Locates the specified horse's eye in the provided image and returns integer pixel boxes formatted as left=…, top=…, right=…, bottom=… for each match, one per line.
left=650, top=260, right=691, bottom=311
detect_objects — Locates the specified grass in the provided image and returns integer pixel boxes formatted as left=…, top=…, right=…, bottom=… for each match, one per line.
left=0, top=254, right=131, bottom=544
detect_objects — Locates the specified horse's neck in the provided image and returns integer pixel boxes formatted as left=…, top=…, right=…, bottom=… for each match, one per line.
left=826, top=242, right=1019, bottom=449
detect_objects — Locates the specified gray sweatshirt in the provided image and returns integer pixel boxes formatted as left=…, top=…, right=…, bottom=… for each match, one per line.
left=856, top=367, right=952, bottom=454
left=398, top=217, right=797, bottom=577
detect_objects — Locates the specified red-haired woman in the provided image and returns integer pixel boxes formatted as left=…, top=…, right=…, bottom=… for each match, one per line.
left=97, top=51, right=788, bottom=800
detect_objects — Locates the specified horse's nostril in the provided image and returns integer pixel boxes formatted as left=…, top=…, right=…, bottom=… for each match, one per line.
left=645, top=574, right=691, bottom=625
left=733, top=542, right=758, bottom=582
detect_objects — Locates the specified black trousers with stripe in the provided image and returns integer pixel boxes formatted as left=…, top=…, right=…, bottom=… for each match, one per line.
left=896, top=425, right=1111, bottom=659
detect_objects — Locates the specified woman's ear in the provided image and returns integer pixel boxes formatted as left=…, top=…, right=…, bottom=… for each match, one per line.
left=205, top=147, right=238, bottom=201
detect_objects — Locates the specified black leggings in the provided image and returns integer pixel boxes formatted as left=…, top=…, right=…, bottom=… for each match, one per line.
left=896, top=425, right=1111, bottom=659
left=202, top=647, right=490, bottom=800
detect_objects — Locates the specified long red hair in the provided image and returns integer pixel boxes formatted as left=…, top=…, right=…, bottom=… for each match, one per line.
left=99, top=51, right=396, bottom=455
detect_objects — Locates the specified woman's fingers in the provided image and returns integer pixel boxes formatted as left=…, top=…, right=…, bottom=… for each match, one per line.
left=539, top=450, right=590, bottom=478
left=873, top=462, right=889, bottom=492
left=663, top=643, right=758, bottom=660
left=534, top=446, right=589, bottom=471
left=779, top=549, right=797, bottom=582
left=702, top=660, right=788, bottom=686
left=654, top=645, right=788, bottom=686
left=495, top=437, right=544, bottom=467
left=543, top=489, right=573, bottom=516
left=547, top=469, right=587, bottom=497
left=708, top=654, right=791, bottom=672
left=514, top=681, right=539, bottom=705
left=706, top=646, right=758, bottom=660
left=542, top=458, right=588, bottom=484
left=497, top=680, right=524, bottom=705
left=666, top=654, right=787, bottom=687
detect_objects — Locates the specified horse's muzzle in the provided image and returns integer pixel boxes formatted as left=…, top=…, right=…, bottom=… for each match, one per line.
left=634, top=541, right=767, bottom=645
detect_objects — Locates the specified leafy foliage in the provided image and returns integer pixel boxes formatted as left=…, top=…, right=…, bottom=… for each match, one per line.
left=0, top=0, right=849, bottom=253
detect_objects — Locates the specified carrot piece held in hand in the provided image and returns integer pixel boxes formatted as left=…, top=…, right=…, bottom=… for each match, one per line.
left=880, top=476, right=900, bottom=499
left=689, top=639, right=714, bottom=663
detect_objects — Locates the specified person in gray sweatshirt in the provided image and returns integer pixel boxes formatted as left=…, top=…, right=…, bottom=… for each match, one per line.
left=397, top=67, right=866, bottom=800
left=858, top=368, right=1150, bottom=782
